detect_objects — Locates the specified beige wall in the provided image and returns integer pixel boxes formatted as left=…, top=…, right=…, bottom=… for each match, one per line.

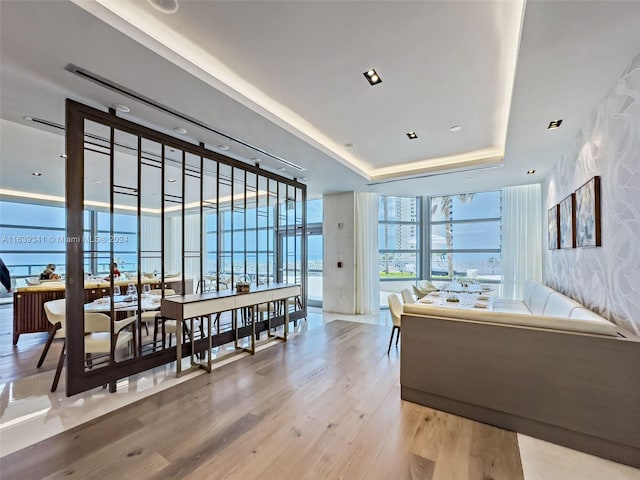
left=542, top=51, right=640, bottom=335
left=322, top=192, right=356, bottom=313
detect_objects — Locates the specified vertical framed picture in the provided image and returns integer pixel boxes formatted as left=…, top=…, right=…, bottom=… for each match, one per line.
left=559, top=193, right=576, bottom=249
left=548, top=205, right=560, bottom=250
left=575, top=176, right=601, bottom=247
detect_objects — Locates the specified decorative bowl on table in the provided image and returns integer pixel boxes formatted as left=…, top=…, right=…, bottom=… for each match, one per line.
left=235, top=281, right=251, bottom=293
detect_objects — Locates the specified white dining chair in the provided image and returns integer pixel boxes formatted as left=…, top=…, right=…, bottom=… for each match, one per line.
left=37, top=298, right=66, bottom=368
left=51, top=312, right=134, bottom=392
left=387, top=294, right=403, bottom=355
left=401, top=288, right=415, bottom=304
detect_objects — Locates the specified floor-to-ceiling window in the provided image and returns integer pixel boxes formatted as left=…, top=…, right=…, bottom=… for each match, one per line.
left=378, top=191, right=502, bottom=299
left=306, top=198, right=323, bottom=306
left=428, top=191, right=502, bottom=284
left=378, top=196, right=420, bottom=280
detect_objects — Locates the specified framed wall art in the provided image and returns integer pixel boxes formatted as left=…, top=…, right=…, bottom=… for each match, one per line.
left=559, top=193, right=576, bottom=249
left=548, top=204, right=560, bottom=250
left=575, top=176, right=601, bottom=247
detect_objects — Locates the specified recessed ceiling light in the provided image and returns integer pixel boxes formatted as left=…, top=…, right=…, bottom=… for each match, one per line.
left=277, top=167, right=286, bottom=171
left=32, top=172, right=42, bottom=176
left=527, top=169, right=536, bottom=175
left=173, top=127, right=187, bottom=135
left=114, top=104, right=130, bottom=113
left=60, top=154, right=67, bottom=159
left=449, top=125, right=462, bottom=132
left=344, top=143, right=354, bottom=149
left=23, top=116, right=33, bottom=121
left=168, top=178, right=177, bottom=183
left=407, top=131, right=418, bottom=139
left=363, top=68, right=382, bottom=86
left=148, top=0, right=179, bottom=14
left=548, top=119, right=563, bottom=130
left=251, top=157, right=261, bottom=163
left=93, top=180, right=102, bottom=184
left=217, top=145, right=230, bottom=151
left=299, top=177, right=308, bottom=181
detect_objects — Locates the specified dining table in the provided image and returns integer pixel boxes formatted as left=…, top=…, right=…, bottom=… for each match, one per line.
left=417, top=290, right=494, bottom=311
left=84, top=294, right=163, bottom=313
left=84, top=294, right=164, bottom=356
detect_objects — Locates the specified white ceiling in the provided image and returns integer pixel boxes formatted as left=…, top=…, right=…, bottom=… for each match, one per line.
left=1, top=0, right=639, bottom=202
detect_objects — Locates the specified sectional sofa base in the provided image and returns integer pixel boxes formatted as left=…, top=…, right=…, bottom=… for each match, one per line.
left=400, top=314, right=640, bottom=468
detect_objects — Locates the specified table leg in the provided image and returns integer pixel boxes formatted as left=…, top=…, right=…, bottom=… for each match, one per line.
left=176, top=317, right=183, bottom=376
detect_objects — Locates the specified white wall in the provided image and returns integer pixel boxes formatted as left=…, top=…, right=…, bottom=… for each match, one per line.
left=542, top=51, right=640, bottom=335
left=322, top=192, right=355, bottom=313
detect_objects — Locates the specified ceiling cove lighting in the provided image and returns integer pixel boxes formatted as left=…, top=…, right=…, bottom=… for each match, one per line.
left=363, top=68, right=382, bottom=86
left=548, top=119, right=563, bottom=130
left=527, top=169, right=536, bottom=175
left=407, top=132, right=418, bottom=139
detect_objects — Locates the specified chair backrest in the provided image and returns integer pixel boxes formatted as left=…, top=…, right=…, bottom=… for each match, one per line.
left=417, top=280, right=437, bottom=292
left=150, top=288, right=176, bottom=296
left=84, top=312, right=111, bottom=333
left=387, top=294, right=402, bottom=327
left=400, top=288, right=414, bottom=304
left=44, top=299, right=66, bottom=327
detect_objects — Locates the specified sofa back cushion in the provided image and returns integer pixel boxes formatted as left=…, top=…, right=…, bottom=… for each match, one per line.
left=522, top=280, right=538, bottom=306
left=402, top=303, right=619, bottom=337
left=543, top=292, right=582, bottom=317
left=526, top=283, right=554, bottom=315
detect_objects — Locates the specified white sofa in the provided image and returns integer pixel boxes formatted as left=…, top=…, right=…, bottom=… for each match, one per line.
left=400, top=279, right=639, bottom=468
left=404, top=280, right=619, bottom=337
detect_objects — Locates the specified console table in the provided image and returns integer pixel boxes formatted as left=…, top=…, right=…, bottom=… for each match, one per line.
left=161, top=283, right=301, bottom=377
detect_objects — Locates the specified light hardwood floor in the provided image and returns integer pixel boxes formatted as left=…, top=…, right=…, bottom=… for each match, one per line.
left=0, top=319, right=523, bottom=480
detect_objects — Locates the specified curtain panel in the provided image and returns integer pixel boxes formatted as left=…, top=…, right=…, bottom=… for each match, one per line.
left=502, top=184, right=542, bottom=300
left=355, top=192, right=380, bottom=314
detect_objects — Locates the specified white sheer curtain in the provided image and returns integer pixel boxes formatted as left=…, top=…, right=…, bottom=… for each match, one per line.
left=355, top=192, right=380, bottom=314
left=140, top=215, right=161, bottom=274
left=502, top=184, right=542, bottom=300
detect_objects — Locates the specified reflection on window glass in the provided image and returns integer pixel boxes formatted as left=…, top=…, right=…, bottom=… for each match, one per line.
left=430, top=253, right=502, bottom=281
left=379, top=196, right=420, bottom=280
left=431, top=191, right=501, bottom=222
left=429, top=191, right=502, bottom=281
left=307, top=198, right=323, bottom=224
left=430, top=221, right=501, bottom=251
left=376, top=191, right=503, bottom=284
left=0, top=201, right=84, bottom=286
